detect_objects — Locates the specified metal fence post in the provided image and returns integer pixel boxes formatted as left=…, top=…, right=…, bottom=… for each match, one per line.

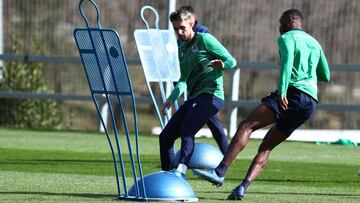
left=227, top=68, right=240, bottom=137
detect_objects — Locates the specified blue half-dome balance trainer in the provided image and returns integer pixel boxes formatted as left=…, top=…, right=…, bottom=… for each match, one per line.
left=172, top=143, right=223, bottom=169
left=73, top=0, right=197, bottom=201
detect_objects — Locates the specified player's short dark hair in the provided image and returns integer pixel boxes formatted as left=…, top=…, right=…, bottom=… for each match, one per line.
left=282, top=9, right=304, bottom=20
left=178, top=5, right=194, bottom=14
left=170, top=8, right=192, bottom=23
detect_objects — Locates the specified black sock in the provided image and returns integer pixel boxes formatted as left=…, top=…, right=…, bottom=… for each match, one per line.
left=214, top=162, right=228, bottom=177
left=240, top=179, right=251, bottom=191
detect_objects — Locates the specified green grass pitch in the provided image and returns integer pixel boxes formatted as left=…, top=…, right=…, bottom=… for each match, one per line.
left=0, top=128, right=359, bottom=202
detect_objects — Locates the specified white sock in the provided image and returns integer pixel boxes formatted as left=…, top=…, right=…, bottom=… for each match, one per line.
left=176, top=163, right=188, bottom=174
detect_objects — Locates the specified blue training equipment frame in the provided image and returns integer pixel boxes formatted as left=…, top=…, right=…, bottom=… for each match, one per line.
left=73, top=1, right=198, bottom=201
left=134, top=5, right=180, bottom=128
left=73, top=0, right=145, bottom=200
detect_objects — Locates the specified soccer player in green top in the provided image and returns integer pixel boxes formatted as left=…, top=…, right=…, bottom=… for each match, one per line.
left=193, top=9, right=331, bottom=200
left=159, top=8, right=237, bottom=180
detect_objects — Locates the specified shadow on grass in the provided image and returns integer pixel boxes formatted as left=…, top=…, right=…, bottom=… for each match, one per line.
left=254, top=178, right=360, bottom=184
left=250, top=191, right=360, bottom=197
left=201, top=190, right=360, bottom=197
left=200, top=177, right=360, bottom=184
left=0, top=191, right=117, bottom=200
left=197, top=190, right=360, bottom=201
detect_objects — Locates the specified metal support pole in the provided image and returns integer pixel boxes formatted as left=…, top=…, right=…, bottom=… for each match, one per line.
left=0, top=0, right=4, bottom=84
left=167, top=0, right=176, bottom=29
left=166, top=0, right=177, bottom=110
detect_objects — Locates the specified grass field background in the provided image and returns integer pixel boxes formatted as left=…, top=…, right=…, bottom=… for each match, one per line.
left=0, top=128, right=359, bottom=202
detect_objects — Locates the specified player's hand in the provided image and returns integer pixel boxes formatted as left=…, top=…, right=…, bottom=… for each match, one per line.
left=210, top=59, right=224, bottom=69
left=162, top=99, right=172, bottom=115
left=279, top=95, right=288, bottom=110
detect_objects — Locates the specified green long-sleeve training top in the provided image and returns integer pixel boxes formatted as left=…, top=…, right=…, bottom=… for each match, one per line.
left=168, top=32, right=237, bottom=101
left=278, top=30, right=331, bottom=101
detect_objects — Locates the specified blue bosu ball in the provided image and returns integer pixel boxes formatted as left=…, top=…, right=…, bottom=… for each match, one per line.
left=128, top=171, right=198, bottom=201
left=172, top=142, right=223, bottom=169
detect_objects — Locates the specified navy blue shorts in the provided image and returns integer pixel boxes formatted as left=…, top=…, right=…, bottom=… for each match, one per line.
left=261, top=87, right=317, bottom=136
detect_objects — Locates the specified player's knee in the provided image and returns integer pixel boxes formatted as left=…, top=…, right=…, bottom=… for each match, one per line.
left=236, top=121, right=254, bottom=135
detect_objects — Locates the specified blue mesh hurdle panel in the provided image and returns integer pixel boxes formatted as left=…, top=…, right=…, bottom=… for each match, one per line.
left=74, top=29, right=131, bottom=94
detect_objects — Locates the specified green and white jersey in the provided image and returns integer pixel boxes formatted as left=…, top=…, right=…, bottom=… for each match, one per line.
left=278, top=30, right=330, bottom=101
left=168, top=32, right=237, bottom=101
